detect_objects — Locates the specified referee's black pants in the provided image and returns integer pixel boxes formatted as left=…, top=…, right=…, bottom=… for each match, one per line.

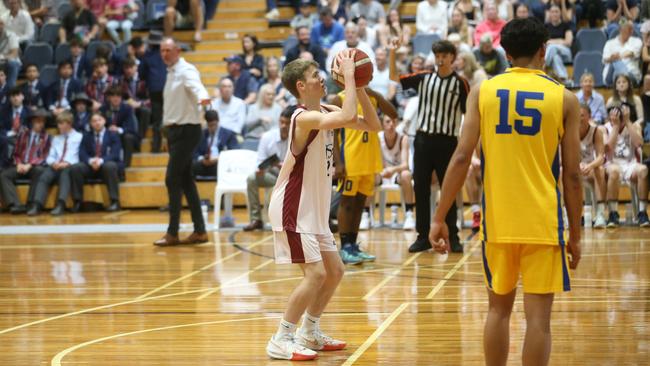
left=166, top=124, right=205, bottom=236
left=413, top=131, right=460, bottom=244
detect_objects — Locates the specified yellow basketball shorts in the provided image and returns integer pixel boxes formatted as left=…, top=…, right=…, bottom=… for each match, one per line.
left=337, top=174, right=377, bottom=197
left=481, top=242, right=571, bottom=295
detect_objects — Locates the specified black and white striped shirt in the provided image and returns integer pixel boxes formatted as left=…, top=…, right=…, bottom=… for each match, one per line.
left=400, top=70, right=469, bottom=137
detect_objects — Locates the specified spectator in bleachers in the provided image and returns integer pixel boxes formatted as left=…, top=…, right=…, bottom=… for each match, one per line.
left=138, top=30, right=165, bottom=153
left=350, top=0, right=385, bottom=27
left=473, top=34, right=507, bottom=76
left=290, top=0, right=318, bottom=30
left=25, top=0, right=60, bottom=27
left=355, top=16, right=378, bottom=49
left=244, top=83, right=281, bottom=140
left=474, top=1, right=506, bottom=49
left=515, top=2, right=531, bottom=19
left=495, top=0, right=514, bottom=21
left=239, top=34, right=264, bottom=80
left=451, top=0, right=482, bottom=24
left=125, top=36, right=145, bottom=66
left=310, top=6, right=344, bottom=53
left=100, top=85, right=138, bottom=167
left=607, top=73, right=644, bottom=123
left=211, top=78, right=246, bottom=135
left=603, top=18, right=642, bottom=86
left=0, top=108, right=50, bottom=214
left=545, top=0, right=573, bottom=23
left=0, top=87, right=28, bottom=138
left=454, top=51, right=487, bottom=86
left=86, top=58, right=117, bottom=111
left=71, top=92, right=92, bottom=131
left=47, top=60, right=83, bottom=117
left=223, top=55, right=257, bottom=104
left=449, top=6, right=475, bottom=47
left=604, top=104, right=649, bottom=227
left=261, top=56, right=288, bottom=108
left=165, top=0, right=203, bottom=42
left=545, top=4, right=573, bottom=85
left=578, top=103, right=608, bottom=228
left=606, top=0, right=639, bottom=36
left=70, top=112, right=122, bottom=212
left=322, top=0, right=347, bottom=23
left=447, top=32, right=473, bottom=54
left=119, top=57, right=150, bottom=142
left=28, top=111, right=83, bottom=216
left=59, top=0, right=99, bottom=46
left=416, top=0, right=448, bottom=37
left=0, top=18, right=21, bottom=88
left=376, top=9, right=411, bottom=50
left=326, top=22, right=375, bottom=74
left=242, top=105, right=292, bottom=232
left=0, top=66, right=8, bottom=105
left=576, top=72, right=608, bottom=124
left=69, top=38, right=87, bottom=81
left=284, top=25, right=326, bottom=70
left=21, top=64, right=47, bottom=109
left=578, top=0, right=606, bottom=27
left=368, top=47, right=397, bottom=103
left=192, top=110, right=239, bottom=178
left=88, top=0, right=108, bottom=37
left=104, top=0, right=137, bottom=44
left=2, top=0, right=35, bottom=48
left=90, top=44, right=122, bottom=77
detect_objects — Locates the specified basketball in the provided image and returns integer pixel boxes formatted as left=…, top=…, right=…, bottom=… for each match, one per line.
left=331, top=48, right=373, bottom=88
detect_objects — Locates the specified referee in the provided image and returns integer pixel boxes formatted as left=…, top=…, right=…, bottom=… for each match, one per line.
left=390, top=39, right=469, bottom=253
left=154, top=38, right=211, bottom=246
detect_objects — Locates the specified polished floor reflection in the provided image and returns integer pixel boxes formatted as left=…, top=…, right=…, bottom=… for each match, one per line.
left=0, top=210, right=648, bottom=365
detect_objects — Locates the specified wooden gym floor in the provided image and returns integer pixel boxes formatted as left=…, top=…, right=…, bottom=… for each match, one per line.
left=0, top=209, right=648, bottom=365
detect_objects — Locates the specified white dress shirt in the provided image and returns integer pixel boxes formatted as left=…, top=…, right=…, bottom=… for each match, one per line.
left=163, top=57, right=209, bottom=126
left=1, top=10, right=35, bottom=42
left=211, top=96, right=246, bottom=134
left=416, top=0, right=448, bottom=36
left=46, top=129, right=83, bottom=165
left=257, top=128, right=288, bottom=165
left=602, top=36, right=643, bottom=83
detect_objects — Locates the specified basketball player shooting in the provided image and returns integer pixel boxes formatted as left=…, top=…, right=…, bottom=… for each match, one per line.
left=265, top=49, right=382, bottom=360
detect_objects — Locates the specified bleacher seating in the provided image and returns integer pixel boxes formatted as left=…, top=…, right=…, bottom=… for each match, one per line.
left=38, top=23, right=61, bottom=46
left=576, top=28, right=606, bottom=53
left=23, top=43, right=54, bottom=70
left=412, top=33, right=440, bottom=56
left=54, top=43, right=72, bottom=64
left=572, top=51, right=604, bottom=87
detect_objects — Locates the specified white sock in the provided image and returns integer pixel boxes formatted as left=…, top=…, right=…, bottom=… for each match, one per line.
left=608, top=201, right=618, bottom=213
left=274, top=319, right=296, bottom=340
left=471, top=204, right=480, bottom=213
left=640, top=200, right=647, bottom=212
left=299, top=313, right=320, bottom=334
left=597, top=202, right=606, bottom=216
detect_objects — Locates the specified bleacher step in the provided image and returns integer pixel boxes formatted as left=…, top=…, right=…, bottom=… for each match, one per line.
left=125, top=167, right=166, bottom=182
left=131, top=153, right=168, bottom=168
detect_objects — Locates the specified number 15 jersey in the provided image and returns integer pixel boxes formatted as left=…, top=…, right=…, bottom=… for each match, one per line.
left=478, top=67, right=565, bottom=246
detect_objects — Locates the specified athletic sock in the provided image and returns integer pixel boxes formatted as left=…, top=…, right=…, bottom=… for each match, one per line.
left=340, top=232, right=354, bottom=246
left=274, top=319, right=296, bottom=340
left=405, top=203, right=414, bottom=212
left=608, top=200, right=618, bottom=213
left=300, top=313, right=320, bottom=334
left=641, top=200, right=647, bottom=212
left=597, top=201, right=606, bottom=216
left=471, top=204, right=480, bottom=213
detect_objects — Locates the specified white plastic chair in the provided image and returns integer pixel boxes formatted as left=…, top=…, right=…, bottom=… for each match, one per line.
left=372, top=183, right=404, bottom=227
left=213, top=149, right=259, bottom=229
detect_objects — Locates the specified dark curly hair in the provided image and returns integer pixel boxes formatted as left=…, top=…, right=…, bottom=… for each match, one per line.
left=500, top=18, right=549, bottom=59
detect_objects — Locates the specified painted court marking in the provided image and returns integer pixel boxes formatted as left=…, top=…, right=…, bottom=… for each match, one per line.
left=362, top=252, right=423, bottom=300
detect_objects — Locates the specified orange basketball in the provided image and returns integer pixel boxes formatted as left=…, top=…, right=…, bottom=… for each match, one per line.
left=331, top=48, right=373, bottom=88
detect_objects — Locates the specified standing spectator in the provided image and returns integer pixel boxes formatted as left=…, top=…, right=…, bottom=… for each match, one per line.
left=100, top=86, right=139, bottom=167
left=242, top=105, right=292, bottom=231
left=21, top=64, right=47, bottom=109
left=138, top=30, right=166, bottom=153
left=376, top=9, right=412, bottom=49
left=416, top=0, right=448, bottom=37
left=70, top=112, right=122, bottom=212
left=211, top=78, right=246, bottom=135
left=607, top=73, right=644, bottom=123
left=284, top=25, right=326, bottom=70
left=368, top=47, right=397, bottom=103
left=2, top=0, right=36, bottom=47
left=59, top=0, right=99, bottom=45
left=224, top=55, right=258, bottom=104
left=239, top=34, right=265, bottom=80
left=105, top=0, right=137, bottom=44
left=192, top=110, right=239, bottom=178
left=0, top=18, right=21, bottom=88
left=576, top=72, right=608, bottom=124
left=290, top=0, right=318, bottom=30
left=473, top=34, right=508, bottom=77
left=28, top=111, right=83, bottom=216
left=119, top=58, right=150, bottom=142
left=310, top=7, right=345, bottom=53
left=71, top=92, right=92, bottom=131
left=474, top=1, right=507, bottom=49
left=606, top=0, right=639, bottom=36
left=165, top=0, right=203, bottom=42
left=603, top=19, right=643, bottom=86
left=545, top=4, right=573, bottom=85
left=245, top=83, right=282, bottom=140
left=350, top=0, right=385, bottom=27
left=0, top=87, right=28, bottom=138
left=47, top=60, right=83, bottom=118
left=326, top=22, right=376, bottom=75
left=0, top=108, right=51, bottom=214
left=86, top=58, right=117, bottom=111
left=454, top=51, right=488, bottom=87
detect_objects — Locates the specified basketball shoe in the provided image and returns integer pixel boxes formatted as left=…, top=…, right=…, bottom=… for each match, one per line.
left=266, top=333, right=318, bottom=361
left=296, top=329, right=347, bottom=351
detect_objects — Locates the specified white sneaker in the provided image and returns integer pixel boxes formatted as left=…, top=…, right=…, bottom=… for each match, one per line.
left=265, top=8, right=279, bottom=20
left=266, top=334, right=318, bottom=361
left=296, top=329, right=347, bottom=351
left=403, top=211, right=415, bottom=230
left=593, top=213, right=607, bottom=229
left=359, top=211, right=370, bottom=230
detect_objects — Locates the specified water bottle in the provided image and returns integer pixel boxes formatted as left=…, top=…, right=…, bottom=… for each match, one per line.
left=584, top=205, right=592, bottom=228
left=201, top=200, right=209, bottom=226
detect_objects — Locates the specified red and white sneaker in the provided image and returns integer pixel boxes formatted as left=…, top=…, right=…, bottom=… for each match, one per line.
left=471, top=211, right=481, bottom=233
left=296, top=330, right=347, bottom=351
left=266, top=334, right=318, bottom=361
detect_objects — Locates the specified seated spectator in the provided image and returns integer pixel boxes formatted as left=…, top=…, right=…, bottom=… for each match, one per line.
left=368, top=47, right=397, bottom=103
left=355, top=16, right=378, bottom=49
left=119, top=58, right=150, bottom=142
left=26, top=0, right=63, bottom=27
left=70, top=38, right=88, bottom=82
left=326, top=22, right=375, bottom=74
left=105, top=0, right=137, bottom=44
left=0, top=66, right=8, bottom=105
left=310, top=7, right=345, bottom=53
left=495, top=0, right=514, bottom=21
left=321, top=0, right=348, bottom=24
left=447, top=32, right=473, bottom=55
left=242, top=105, right=292, bottom=231
left=350, top=0, right=385, bottom=27
left=245, top=83, right=282, bottom=140
left=71, top=92, right=93, bottom=132
left=378, top=114, right=415, bottom=230
left=165, top=0, right=203, bottom=42
left=545, top=0, right=573, bottom=23
left=474, top=1, right=506, bottom=49
left=576, top=72, right=608, bottom=124
left=239, top=34, right=264, bottom=80
left=59, top=0, right=99, bottom=46
left=284, top=25, right=327, bottom=70
left=0, top=18, right=21, bottom=88
left=261, top=57, right=288, bottom=108
left=578, top=103, right=608, bottom=228
left=376, top=8, right=411, bottom=50
left=451, top=0, right=482, bottom=24
left=48, top=60, right=83, bottom=117
left=545, top=4, right=573, bottom=85
left=88, top=44, right=122, bottom=78
left=70, top=112, right=122, bottom=212
left=416, top=0, right=448, bottom=37
left=454, top=51, right=488, bottom=87
left=192, top=110, right=239, bottom=178
left=604, top=104, right=649, bottom=227
left=100, top=86, right=138, bottom=167
left=0, top=87, right=28, bottom=138
left=449, top=6, right=475, bottom=47
left=0, top=108, right=51, bottom=214
left=642, top=74, right=650, bottom=135
left=224, top=55, right=258, bottom=104
left=124, top=36, right=145, bottom=66
left=473, top=34, right=508, bottom=77
left=21, top=64, right=47, bottom=109
left=211, top=78, right=246, bottom=135
left=86, top=58, right=117, bottom=111
left=28, top=111, right=83, bottom=216
left=290, top=0, right=319, bottom=30
left=88, top=0, right=108, bottom=36
left=607, top=73, right=644, bottom=124
left=1, top=0, right=36, bottom=48
left=606, top=0, right=639, bottom=36
left=515, top=2, right=531, bottom=19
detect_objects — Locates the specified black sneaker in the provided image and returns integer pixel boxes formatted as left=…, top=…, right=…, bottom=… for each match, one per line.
left=606, top=212, right=620, bottom=228
left=450, top=240, right=463, bottom=253
left=638, top=211, right=650, bottom=227
left=408, top=237, right=432, bottom=253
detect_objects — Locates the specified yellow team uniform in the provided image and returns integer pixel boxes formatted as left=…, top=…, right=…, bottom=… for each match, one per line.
left=478, top=67, right=571, bottom=294
left=336, top=92, right=383, bottom=197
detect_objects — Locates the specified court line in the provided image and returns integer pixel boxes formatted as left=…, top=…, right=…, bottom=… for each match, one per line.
left=195, top=259, right=274, bottom=300
left=135, top=235, right=273, bottom=300
left=102, top=210, right=131, bottom=220
left=0, top=241, right=272, bottom=250
left=425, top=240, right=481, bottom=299
left=341, top=302, right=410, bottom=366
left=362, top=252, right=423, bottom=300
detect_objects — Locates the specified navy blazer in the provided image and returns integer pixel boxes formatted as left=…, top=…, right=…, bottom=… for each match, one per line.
left=0, top=83, right=8, bottom=106
left=71, top=54, right=87, bottom=81
left=194, top=127, right=240, bottom=161
left=21, top=80, right=48, bottom=108
left=80, top=129, right=124, bottom=171
left=73, top=111, right=92, bottom=132
left=46, top=78, right=82, bottom=109
left=0, top=104, right=30, bottom=134
left=100, top=102, right=139, bottom=138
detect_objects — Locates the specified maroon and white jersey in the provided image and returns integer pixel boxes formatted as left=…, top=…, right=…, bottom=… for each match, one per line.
left=268, top=106, right=335, bottom=234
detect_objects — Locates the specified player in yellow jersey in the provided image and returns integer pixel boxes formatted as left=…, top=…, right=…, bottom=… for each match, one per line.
left=429, top=18, right=582, bottom=366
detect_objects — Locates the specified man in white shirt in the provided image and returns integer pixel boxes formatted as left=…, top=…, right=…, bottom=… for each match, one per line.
left=368, top=47, right=397, bottom=102
left=326, top=22, right=376, bottom=76
left=242, top=106, right=292, bottom=232
left=2, top=0, right=35, bottom=46
left=416, top=0, right=448, bottom=37
left=603, top=19, right=642, bottom=86
left=350, top=0, right=385, bottom=27
left=211, top=78, right=246, bottom=135
left=154, top=38, right=211, bottom=247
left=0, top=18, right=21, bottom=87
left=28, top=111, right=83, bottom=216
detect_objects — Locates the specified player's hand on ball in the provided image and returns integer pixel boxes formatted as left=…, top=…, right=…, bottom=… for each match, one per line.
left=336, top=49, right=357, bottom=78
left=429, top=220, right=449, bottom=254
